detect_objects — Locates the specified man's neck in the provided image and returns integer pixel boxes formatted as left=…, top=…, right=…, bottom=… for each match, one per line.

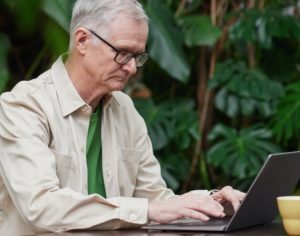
left=64, top=54, right=107, bottom=110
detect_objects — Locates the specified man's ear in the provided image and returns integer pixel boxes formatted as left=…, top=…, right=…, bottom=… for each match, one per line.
left=73, top=28, right=90, bottom=55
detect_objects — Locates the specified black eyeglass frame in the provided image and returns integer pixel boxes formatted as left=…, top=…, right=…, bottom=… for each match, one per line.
left=88, top=29, right=149, bottom=67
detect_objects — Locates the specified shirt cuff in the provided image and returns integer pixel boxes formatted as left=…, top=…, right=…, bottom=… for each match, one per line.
left=108, top=197, right=148, bottom=225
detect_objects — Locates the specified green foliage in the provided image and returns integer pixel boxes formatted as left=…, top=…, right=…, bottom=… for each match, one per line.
left=43, top=20, right=69, bottom=60
left=207, top=124, right=281, bottom=187
left=230, top=7, right=300, bottom=48
left=41, top=0, right=73, bottom=58
left=134, top=98, right=200, bottom=150
left=260, top=40, right=300, bottom=83
left=271, top=81, right=300, bottom=144
left=41, top=0, right=74, bottom=32
left=177, top=15, right=222, bottom=47
left=134, top=98, right=200, bottom=190
left=0, top=34, right=11, bottom=93
left=160, top=153, right=190, bottom=190
left=210, top=60, right=284, bottom=118
left=264, top=12, right=300, bottom=39
left=4, top=0, right=41, bottom=34
left=183, top=0, right=203, bottom=14
left=134, top=98, right=169, bottom=150
left=0, top=0, right=73, bottom=84
left=144, top=0, right=190, bottom=83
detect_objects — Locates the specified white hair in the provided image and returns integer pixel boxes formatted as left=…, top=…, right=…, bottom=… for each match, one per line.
left=69, top=0, right=148, bottom=50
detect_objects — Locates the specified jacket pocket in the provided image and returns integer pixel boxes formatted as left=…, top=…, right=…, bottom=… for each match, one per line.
left=51, top=150, right=79, bottom=188
left=118, top=148, right=142, bottom=196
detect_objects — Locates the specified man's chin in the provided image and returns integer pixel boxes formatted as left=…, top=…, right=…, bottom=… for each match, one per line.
left=111, top=83, right=125, bottom=92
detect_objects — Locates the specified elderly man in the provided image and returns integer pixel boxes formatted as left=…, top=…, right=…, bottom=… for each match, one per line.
left=0, top=0, right=244, bottom=234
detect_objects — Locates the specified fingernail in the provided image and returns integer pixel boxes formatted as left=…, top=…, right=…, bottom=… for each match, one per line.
left=204, top=216, right=210, bottom=221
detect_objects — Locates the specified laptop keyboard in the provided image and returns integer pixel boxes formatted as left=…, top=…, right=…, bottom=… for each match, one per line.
left=168, top=217, right=232, bottom=227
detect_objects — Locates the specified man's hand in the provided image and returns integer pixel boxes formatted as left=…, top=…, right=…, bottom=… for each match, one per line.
left=148, top=191, right=225, bottom=224
left=210, top=186, right=246, bottom=214
left=148, top=186, right=246, bottom=224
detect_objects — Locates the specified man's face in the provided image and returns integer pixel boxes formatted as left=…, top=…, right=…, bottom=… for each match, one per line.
left=83, top=14, right=148, bottom=93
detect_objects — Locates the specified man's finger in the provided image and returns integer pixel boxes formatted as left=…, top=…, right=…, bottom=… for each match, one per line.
left=220, top=186, right=241, bottom=211
left=180, top=208, right=210, bottom=221
left=234, top=189, right=246, bottom=202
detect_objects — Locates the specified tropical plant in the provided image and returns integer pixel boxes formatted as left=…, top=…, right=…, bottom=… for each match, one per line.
left=134, top=98, right=200, bottom=190
left=207, top=124, right=281, bottom=189
left=0, top=34, right=11, bottom=93
left=0, top=0, right=73, bottom=89
left=1, top=0, right=300, bottom=193
left=210, top=60, right=285, bottom=119
left=141, top=0, right=300, bottom=192
left=271, top=81, right=300, bottom=147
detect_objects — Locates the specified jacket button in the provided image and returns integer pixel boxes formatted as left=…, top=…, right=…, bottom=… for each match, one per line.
left=129, top=213, right=137, bottom=221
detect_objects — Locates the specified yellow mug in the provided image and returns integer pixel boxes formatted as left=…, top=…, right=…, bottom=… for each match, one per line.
left=277, top=196, right=300, bottom=235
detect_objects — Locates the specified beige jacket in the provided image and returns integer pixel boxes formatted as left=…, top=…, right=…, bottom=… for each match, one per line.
left=0, top=57, right=175, bottom=235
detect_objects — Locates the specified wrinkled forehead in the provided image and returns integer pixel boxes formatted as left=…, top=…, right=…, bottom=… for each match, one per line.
left=108, top=15, right=148, bottom=52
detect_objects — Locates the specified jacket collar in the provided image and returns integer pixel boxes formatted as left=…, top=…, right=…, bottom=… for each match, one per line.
left=50, top=56, right=119, bottom=117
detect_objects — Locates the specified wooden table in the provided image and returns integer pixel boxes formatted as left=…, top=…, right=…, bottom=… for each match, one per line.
left=40, top=222, right=287, bottom=236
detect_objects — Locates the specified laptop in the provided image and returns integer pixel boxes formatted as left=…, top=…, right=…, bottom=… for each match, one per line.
left=143, top=151, right=300, bottom=232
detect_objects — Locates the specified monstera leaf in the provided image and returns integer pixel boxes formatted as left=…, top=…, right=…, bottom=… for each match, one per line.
left=134, top=98, right=199, bottom=151
left=207, top=124, right=281, bottom=180
left=134, top=98, right=199, bottom=191
left=210, top=60, right=284, bottom=118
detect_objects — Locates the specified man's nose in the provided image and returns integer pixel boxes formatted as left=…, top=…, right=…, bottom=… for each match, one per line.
left=122, top=58, right=137, bottom=75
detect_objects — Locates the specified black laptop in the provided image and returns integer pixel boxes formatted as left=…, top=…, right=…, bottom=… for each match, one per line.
left=143, top=151, right=300, bottom=232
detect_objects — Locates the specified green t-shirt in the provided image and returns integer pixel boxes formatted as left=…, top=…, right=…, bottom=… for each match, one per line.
left=86, top=107, right=106, bottom=197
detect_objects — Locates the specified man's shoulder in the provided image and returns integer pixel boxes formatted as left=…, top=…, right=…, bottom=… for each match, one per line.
left=1, top=70, right=52, bottom=100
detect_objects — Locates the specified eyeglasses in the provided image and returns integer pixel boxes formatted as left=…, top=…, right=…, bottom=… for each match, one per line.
left=88, top=29, right=149, bottom=68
